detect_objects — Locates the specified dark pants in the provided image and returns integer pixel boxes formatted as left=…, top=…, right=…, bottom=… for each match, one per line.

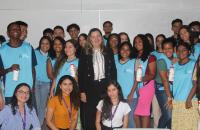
left=82, top=78, right=108, bottom=130
left=155, top=89, right=171, bottom=128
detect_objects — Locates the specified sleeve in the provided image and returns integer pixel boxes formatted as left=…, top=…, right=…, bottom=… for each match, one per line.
left=31, top=47, right=37, bottom=67
left=0, top=106, right=10, bottom=125
left=47, top=97, right=56, bottom=110
left=96, top=100, right=103, bottom=112
left=30, top=108, right=41, bottom=130
left=148, top=55, right=156, bottom=63
left=157, top=59, right=167, bottom=72
left=123, top=103, right=131, bottom=115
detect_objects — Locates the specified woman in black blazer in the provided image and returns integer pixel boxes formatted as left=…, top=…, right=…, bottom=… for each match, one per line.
left=78, top=28, right=116, bottom=130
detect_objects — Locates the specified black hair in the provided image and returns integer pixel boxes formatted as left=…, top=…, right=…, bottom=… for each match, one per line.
left=15, top=21, right=28, bottom=27
left=118, top=41, right=133, bottom=60
left=37, top=36, right=52, bottom=52
left=171, top=18, right=183, bottom=26
left=101, top=80, right=125, bottom=121
left=103, top=21, right=113, bottom=27
left=189, top=21, right=200, bottom=29
left=43, top=28, right=53, bottom=36
left=106, top=33, right=120, bottom=51
left=156, top=34, right=166, bottom=50
left=133, top=34, right=153, bottom=61
left=145, top=33, right=155, bottom=50
left=0, top=35, right=6, bottom=43
left=49, top=36, right=65, bottom=59
left=11, top=83, right=33, bottom=115
left=67, top=23, right=80, bottom=32
left=55, top=75, right=80, bottom=110
left=7, top=22, right=19, bottom=32
left=162, top=38, right=175, bottom=49
left=118, top=32, right=130, bottom=43
left=54, top=25, right=65, bottom=32
left=176, top=41, right=191, bottom=52
left=78, top=33, right=88, bottom=46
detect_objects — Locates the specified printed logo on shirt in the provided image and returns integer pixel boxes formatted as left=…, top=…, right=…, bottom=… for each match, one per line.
left=124, top=69, right=133, bottom=73
left=19, top=54, right=29, bottom=59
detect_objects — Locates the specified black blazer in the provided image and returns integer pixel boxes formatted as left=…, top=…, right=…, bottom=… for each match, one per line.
left=78, top=48, right=117, bottom=93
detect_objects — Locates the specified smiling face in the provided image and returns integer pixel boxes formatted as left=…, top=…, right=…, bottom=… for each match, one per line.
left=107, top=84, right=119, bottom=100
left=89, top=31, right=103, bottom=49
left=163, top=43, right=174, bottom=58
left=65, top=42, right=76, bottom=58
left=134, top=36, right=144, bottom=52
left=179, top=28, right=190, bottom=42
left=7, top=24, right=21, bottom=40
left=177, top=45, right=190, bottom=61
left=60, top=78, right=73, bottom=96
left=40, top=39, right=50, bottom=53
left=53, top=39, right=63, bottom=53
left=120, top=34, right=129, bottom=43
left=16, top=85, right=30, bottom=104
left=109, top=36, right=118, bottom=49
left=120, top=44, right=131, bottom=60
left=69, top=27, right=80, bottom=40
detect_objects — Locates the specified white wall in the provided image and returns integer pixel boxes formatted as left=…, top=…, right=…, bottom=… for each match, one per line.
left=0, top=0, right=200, bottom=48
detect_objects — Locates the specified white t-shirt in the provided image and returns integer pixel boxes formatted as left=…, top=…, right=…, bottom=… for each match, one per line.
left=96, top=100, right=131, bottom=127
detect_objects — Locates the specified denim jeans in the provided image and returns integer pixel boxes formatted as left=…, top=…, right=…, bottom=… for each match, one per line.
left=155, top=89, right=171, bottom=128
left=128, top=98, right=138, bottom=128
left=35, top=80, right=50, bottom=125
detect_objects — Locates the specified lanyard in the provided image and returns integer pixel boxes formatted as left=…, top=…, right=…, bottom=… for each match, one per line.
left=110, top=103, right=119, bottom=128
left=19, top=108, right=26, bottom=130
left=62, top=97, right=72, bottom=123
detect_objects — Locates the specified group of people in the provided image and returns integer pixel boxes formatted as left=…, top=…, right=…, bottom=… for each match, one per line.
left=0, top=18, right=200, bottom=130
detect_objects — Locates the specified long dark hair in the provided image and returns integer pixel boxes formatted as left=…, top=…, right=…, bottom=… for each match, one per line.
left=101, top=80, right=125, bottom=121
left=118, top=41, right=133, bottom=60
left=49, top=36, right=65, bottom=59
left=53, top=39, right=78, bottom=78
left=36, top=36, right=52, bottom=54
left=55, top=75, right=80, bottom=110
left=179, top=25, right=195, bottom=54
left=133, top=34, right=153, bottom=62
left=11, top=83, right=33, bottom=115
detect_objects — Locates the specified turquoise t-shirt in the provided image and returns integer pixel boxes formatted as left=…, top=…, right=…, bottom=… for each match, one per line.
left=0, top=42, right=36, bottom=97
left=115, top=59, right=137, bottom=99
left=35, top=49, right=50, bottom=82
left=55, top=58, right=79, bottom=90
left=173, top=60, right=196, bottom=101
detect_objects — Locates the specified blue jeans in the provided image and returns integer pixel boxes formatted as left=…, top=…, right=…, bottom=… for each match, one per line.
left=35, top=80, right=50, bottom=125
left=155, top=90, right=171, bottom=128
left=128, top=98, right=138, bottom=128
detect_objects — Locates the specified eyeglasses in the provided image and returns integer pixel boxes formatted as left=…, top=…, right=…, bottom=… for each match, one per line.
left=17, top=90, right=30, bottom=95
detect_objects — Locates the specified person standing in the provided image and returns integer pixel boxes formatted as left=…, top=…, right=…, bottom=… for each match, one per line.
left=0, top=22, right=37, bottom=106
left=78, top=28, right=116, bottom=130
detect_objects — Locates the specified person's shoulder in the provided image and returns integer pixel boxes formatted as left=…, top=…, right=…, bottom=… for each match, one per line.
left=1, top=105, right=12, bottom=114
